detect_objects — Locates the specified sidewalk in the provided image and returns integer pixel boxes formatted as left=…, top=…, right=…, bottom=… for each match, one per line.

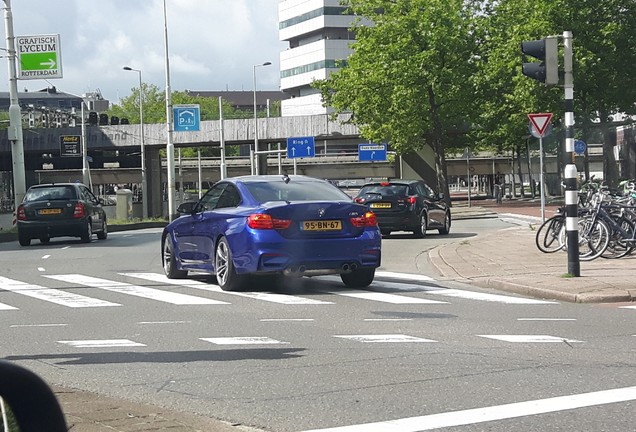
left=434, top=198, right=636, bottom=303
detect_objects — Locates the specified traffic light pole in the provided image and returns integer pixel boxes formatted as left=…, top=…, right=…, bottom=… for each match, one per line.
left=562, top=30, right=580, bottom=277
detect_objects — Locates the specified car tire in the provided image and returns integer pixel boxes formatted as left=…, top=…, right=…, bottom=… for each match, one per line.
left=341, top=267, right=375, bottom=288
left=18, top=234, right=31, bottom=247
left=413, top=213, right=427, bottom=238
left=438, top=212, right=451, bottom=235
left=81, top=220, right=92, bottom=243
left=97, top=219, right=108, bottom=240
left=162, top=235, right=188, bottom=279
left=40, top=236, right=50, bottom=244
left=215, top=236, right=246, bottom=291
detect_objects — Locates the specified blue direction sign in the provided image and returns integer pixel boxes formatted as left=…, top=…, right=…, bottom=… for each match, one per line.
left=173, top=104, right=200, bottom=132
left=358, top=143, right=387, bottom=161
left=574, top=139, right=587, bottom=155
left=286, top=136, right=315, bottom=159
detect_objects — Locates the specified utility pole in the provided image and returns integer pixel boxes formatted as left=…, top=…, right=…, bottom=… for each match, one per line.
left=3, top=0, right=26, bottom=219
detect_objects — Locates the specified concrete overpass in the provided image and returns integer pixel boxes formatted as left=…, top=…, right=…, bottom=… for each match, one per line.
left=0, top=114, right=402, bottom=217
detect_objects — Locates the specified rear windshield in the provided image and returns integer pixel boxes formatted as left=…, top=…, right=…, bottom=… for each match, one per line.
left=358, top=184, right=409, bottom=197
left=24, top=186, right=77, bottom=202
left=244, top=180, right=350, bottom=203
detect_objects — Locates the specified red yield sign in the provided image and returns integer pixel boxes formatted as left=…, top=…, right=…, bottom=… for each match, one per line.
left=528, top=113, right=553, bottom=137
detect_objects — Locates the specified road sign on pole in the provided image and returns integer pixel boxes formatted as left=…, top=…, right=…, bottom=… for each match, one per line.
left=574, top=139, right=587, bottom=155
left=17, top=34, right=63, bottom=79
left=527, top=113, right=553, bottom=137
left=173, top=105, right=200, bottom=132
left=286, top=136, right=315, bottom=159
left=358, top=143, right=387, bottom=161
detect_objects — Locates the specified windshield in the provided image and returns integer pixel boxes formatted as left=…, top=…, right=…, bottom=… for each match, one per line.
left=23, top=186, right=76, bottom=202
left=244, top=180, right=351, bottom=203
left=359, top=184, right=409, bottom=197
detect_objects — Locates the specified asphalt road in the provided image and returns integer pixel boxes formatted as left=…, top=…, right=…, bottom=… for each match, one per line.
left=1, top=218, right=635, bottom=432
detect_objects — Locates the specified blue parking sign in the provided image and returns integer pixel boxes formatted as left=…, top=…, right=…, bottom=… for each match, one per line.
left=173, top=105, right=200, bottom=132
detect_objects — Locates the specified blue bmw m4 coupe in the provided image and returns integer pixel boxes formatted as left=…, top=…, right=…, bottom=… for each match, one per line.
left=161, top=175, right=382, bottom=291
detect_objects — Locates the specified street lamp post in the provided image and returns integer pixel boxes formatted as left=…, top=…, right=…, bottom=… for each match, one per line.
left=163, top=0, right=176, bottom=221
left=253, top=61, right=271, bottom=175
left=123, top=66, right=148, bottom=219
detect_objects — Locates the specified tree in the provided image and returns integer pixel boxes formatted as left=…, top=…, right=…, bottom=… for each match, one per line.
left=314, top=0, right=481, bottom=200
left=474, top=0, right=636, bottom=189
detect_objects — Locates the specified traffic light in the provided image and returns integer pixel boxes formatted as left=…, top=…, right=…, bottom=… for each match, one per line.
left=521, top=37, right=558, bottom=85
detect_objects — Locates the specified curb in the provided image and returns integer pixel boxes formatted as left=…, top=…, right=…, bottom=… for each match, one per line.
left=0, top=222, right=167, bottom=244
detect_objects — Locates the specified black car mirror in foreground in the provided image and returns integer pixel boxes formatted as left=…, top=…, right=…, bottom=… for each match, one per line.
left=0, top=361, right=67, bottom=432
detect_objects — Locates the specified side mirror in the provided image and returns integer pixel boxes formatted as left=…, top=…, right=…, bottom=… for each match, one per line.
left=176, top=202, right=198, bottom=214
left=438, top=192, right=446, bottom=200
left=0, top=361, right=67, bottom=432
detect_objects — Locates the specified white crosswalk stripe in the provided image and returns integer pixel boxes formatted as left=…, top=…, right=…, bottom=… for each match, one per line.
left=122, top=272, right=334, bottom=305
left=0, top=270, right=559, bottom=310
left=44, top=274, right=226, bottom=305
left=0, top=275, right=120, bottom=308
left=320, top=274, right=556, bottom=304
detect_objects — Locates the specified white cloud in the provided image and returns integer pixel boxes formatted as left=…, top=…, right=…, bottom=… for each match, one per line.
left=0, top=0, right=285, bottom=102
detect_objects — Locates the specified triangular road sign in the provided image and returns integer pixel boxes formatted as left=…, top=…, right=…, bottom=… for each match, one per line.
left=528, top=113, right=553, bottom=137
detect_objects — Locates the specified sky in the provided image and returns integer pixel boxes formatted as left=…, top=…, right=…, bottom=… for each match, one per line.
left=0, top=0, right=286, bottom=104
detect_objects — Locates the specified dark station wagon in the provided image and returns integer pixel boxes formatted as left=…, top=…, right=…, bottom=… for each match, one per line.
left=354, top=179, right=451, bottom=237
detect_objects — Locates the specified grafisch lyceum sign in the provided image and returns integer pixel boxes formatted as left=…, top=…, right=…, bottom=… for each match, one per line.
left=17, top=34, right=63, bottom=79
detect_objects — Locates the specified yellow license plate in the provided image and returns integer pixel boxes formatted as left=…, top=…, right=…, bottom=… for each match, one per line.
left=302, top=220, right=342, bottom=231
left=370, top=202, right=391, bottom=209
left=39, top=208, right=62, bottom=215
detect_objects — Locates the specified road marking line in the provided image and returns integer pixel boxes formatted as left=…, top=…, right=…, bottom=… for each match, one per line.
left=375, top=271, right=435, bottom=282
left=45, top=274, right=226, bottom=305
left=301, top=386, right=636, bottom=432
left=122, top=272, right=333, bottom=305
left=0, top=302, right=18, bottom=310
left=0, top=276, right=120, bottom=308
left=200, top=337, right=288, bottom=345
left=620, top=305, right=636, bottom=310
left=42, top=255, right=50, bottom=259
left=10, top=323, right=67, bottom=328
left=38, top=267, right=46, bottom=272
left=478, top=335, right=583, bottom=343
left=334, top=334, right=436, bottom=343
left=58, top=339, right=146, bottom=348
left=137, top=321, right=190, bottom=325
left=326, top=290, right=446, bottom=304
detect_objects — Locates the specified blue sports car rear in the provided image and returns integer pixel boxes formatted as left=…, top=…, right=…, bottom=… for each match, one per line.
left=161, top=175, right=382, bottom=290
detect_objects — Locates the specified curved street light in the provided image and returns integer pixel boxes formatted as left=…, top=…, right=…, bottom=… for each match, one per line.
left=253, top=61, right=272, bottom=175
left=123, top=66, right=148, bottom=219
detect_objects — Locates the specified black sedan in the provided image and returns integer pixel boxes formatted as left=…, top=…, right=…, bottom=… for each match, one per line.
left=354, top=179, right=451, bottom=237
left=16, top=183, right=108, bottom=246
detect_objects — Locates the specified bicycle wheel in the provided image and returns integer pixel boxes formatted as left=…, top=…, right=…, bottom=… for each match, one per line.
left=535, top=215, right=565, bottom=253
left=602, top=216, right=635, bottom=259
left=560, top=217, right=610, bottom=261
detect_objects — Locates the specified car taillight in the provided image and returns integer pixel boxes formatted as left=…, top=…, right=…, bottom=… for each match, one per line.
left=406, top=196, right=417, bottom=205
left=354, top=197, right=365, bottom=204
left=247, top=214, right=291, bottom=230
left=73, top=202, right=86, bottom=218
left=17, top=205, right=26, bottom=221
left=350, top=211, right=377, bottom=227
